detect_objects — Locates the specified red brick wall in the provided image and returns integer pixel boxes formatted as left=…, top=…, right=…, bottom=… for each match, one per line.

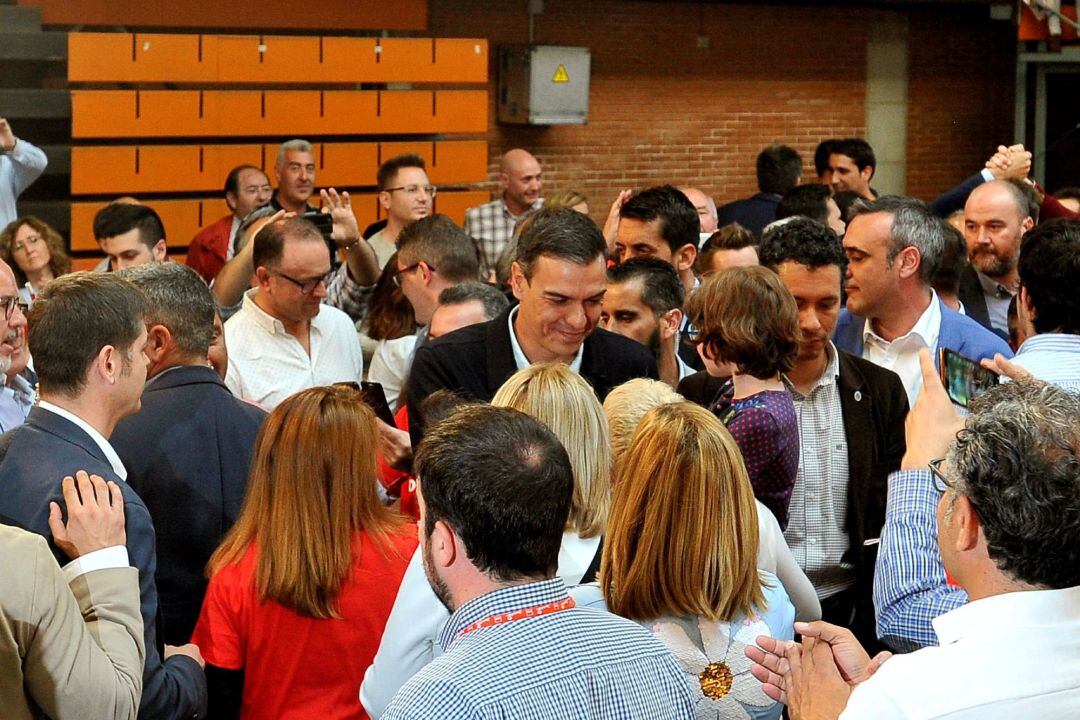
left=428, top=0, right=1016, bottom=220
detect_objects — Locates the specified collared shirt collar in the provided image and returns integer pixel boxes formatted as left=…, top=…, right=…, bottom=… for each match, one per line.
left=501, top=196, right=543, bottom=222
left=976, top=271, right=1016, bottom=299
left=438, top=577, right=570, bottom=651
left=932, top=586, right=1080, bottom=646
left=783, top=341, right=841, bottom=398
left=37, top=401, right=128, bottom=480
left=241, top=287, right=323, bottom=339
left=507, top=306, right=584, bottom=374
left=863, top=290, right=942, bottom=349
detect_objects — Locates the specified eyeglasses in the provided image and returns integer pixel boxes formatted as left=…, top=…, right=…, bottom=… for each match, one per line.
left=928, top=457, right=953, bottom=493
left=1, top=296, right=21, bottom=320
left=272, top=271, right=326, bottom=295
left=393, top=262, right=436, bottom=288
left=684, top=325, right=701, bottom=344
left=12, top=234, right=43, bottom=253
left=384, top=184, right=437, bottom=198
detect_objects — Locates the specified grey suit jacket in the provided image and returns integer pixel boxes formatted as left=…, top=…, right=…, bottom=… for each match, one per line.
left=0, top=525, right=145, bottom=720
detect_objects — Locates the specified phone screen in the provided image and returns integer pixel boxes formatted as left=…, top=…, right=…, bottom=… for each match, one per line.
left=939, top=348, right=999, bottom=408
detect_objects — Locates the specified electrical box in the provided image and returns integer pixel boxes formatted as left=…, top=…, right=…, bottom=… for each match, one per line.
left=498, top=45, right=590, bottom=125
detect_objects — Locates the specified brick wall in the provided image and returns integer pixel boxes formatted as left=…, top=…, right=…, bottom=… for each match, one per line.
left=428, top=0, right=1016, bottom=220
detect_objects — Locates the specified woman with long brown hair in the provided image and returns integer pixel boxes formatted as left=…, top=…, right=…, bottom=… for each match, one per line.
left=192, top=385, right=416, bottom=719
left=573, top=401, right=794, bottom=720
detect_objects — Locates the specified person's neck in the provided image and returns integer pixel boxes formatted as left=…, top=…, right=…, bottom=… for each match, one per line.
left=275, top=192, right=308, bottom=215
left=24, top=267, right=54, bottom=290
left=383, top=214, right=409, bottom=244
left=657, top=340, right=681, bottom=388
left=731, top=371, right=785, bottom=400
left=958, top=564, right=1043, bottom=604
left=785, top=349, right=829, bottom=396
left=983, top=267, right=1020, bottom=293
left=147, top=353, right=208, bottom=381
left=253, top=290, right=311, bottom=342
left=680, top=269, right=696, bottom=297
left=503, top=192, right=530, bottom=217
left=40, top=390, right=119, bottom=439
left=449, top=572, right=551, bottom=614
left=870, top=286, right=933, bottom=342
left=513, top=313, right=576, bottom=365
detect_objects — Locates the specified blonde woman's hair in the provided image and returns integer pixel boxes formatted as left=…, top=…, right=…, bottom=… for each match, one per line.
left=492, top=363, right=611, bottom=538
left=601, top=401, right=764, bottom=621
left=207, top=386, right=403, bottom=619
left=603, top=378, right=683, bottom=475
left=546, top=189, right=588, bottom=210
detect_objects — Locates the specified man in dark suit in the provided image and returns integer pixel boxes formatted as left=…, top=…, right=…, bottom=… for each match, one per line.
left=407, top=207, right=657, bottom=444
left=112, top=263, right=266, bottom=645
left=0, top=272, right=208, bottom=719
left=758, top=218, right=908, bottom=649
left=717, top=145, right=803, bottom=238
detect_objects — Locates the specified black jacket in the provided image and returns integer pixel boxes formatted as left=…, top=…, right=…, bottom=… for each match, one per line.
left=406, top=307, right=658, bottom=444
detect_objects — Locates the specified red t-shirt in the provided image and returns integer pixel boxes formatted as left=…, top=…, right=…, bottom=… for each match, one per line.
left=192, top=525, right=418, bottom=719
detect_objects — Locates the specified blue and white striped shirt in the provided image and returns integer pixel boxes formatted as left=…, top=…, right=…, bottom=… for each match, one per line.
left=381, top=578, right=696, bottom=720
left=1012, top=333, right=1080, bottom=393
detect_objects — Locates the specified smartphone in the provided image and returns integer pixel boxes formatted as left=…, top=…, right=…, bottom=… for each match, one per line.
left=939, top=348, right=999, bottom=408
left=301, top=211, right=334, bottom=240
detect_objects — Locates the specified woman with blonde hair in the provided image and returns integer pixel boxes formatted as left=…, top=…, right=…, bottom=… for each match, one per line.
left=492, top=362, right=610, bottom=582
left=192, top=386, right=416, bottom=719
left=574, top=400, right=794, bottom=720
left=602, top=377, right=820, bottom=622
left=0, top=216, right=71, bottom=303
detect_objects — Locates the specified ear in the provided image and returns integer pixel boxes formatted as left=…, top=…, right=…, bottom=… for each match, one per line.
left=152, top=239, right=168, bottom=262
left=378, top=190, right=391, bottom=213
left=1019, top=285, right=1036, bottom=324
left=897, top=246, right=922, bottom=280
left=952, top=494, right=981, bottom=553
left=96, top=344, right=121, bottom=386
left=1022, top=215, right=1035, bottom=234
left=431, top=519, right=458, bottom=569
left=659, top=308, right=681, bottom=342
left=144, top=324, right=172, bottom=365
left=499, top=171, right=510, bottom=191
left=224, top=192, right=238, bottom=213
left=254, top=266, right=273, bottom=291
left=510, top=261, right=527, bottom=301
left=674, top=243, right=697, bottom=273
left=419, top=261, right=437, bottom=287
left=861, top=165, right=875, bottom=184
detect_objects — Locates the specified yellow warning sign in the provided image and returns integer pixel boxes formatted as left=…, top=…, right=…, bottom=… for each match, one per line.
left=552, top=64, right=570, bottom=83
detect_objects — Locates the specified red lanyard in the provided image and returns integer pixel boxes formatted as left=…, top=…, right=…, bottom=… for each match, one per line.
left=456, top=596, right=576, bottom=639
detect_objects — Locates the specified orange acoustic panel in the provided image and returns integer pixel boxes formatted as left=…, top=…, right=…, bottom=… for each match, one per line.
left=434, top=190, right=489, bottom=227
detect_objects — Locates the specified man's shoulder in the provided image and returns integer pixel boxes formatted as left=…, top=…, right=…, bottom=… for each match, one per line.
left=192, top=214, right=232, bottom=241
left=420, top=319, right=492, bottom=357
left=464, top=198, right=500, bottom=217
left=939, top=304, right=1012, bottom=358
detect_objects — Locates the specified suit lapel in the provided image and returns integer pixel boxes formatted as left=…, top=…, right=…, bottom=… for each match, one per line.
left=484, top=308, right=520, bottom=396
left=837, top=352, right=872, bottom=529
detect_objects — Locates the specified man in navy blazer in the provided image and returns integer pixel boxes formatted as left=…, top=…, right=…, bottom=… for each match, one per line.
left=112, top=263, right=266, bottom=645
left=0, top=272, right=208, bottom=719
left=833, top=196, right=1012, bottom=407
left=717, top=145, right=803, bottom=238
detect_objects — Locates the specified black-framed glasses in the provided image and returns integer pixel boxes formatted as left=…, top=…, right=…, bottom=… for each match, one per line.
left=272, top=271, right=326, bottom=295
left=928, top=457, right=953, bottom=493
left=393, top=262, right=436, bottom=288
left=1, top=296, right=20, bottom=320
left=384, top=184, right=437, bottom=198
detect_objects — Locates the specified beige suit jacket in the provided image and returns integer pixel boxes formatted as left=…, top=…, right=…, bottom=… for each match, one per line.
left=0, top=524, right=145, bottom=719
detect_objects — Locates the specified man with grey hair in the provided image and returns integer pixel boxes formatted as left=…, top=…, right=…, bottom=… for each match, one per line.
left=429, top=282, right=509, bottom=341
left=111, top=263, right=266, bottom=645
left=271, top=139, right=317, bottom=215
left=833, top=196, right=1010, bottom=405
left=748, top=351, right=1080, bottom=717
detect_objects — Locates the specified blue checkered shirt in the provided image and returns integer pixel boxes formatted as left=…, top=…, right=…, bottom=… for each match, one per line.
left=1012, top=333, right=1080, bottom=393
left=874, top=469, right=967, bottom=651
left=381, top=578, right=696, bottom=720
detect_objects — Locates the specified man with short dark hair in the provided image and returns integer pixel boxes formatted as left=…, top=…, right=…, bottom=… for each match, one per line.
left=111, top=263, right=266, bottom=645
left=696, top=223, right=760, bottom=275
left=601, top=257, right=691, bottom=388
left=370, top=153, right=435, bottom=270
left=187, top=164, right=272, bottom=283
left=615, top=185, right=700, bottom=296
left=382, top=404, right=695, bottom=719
left=777, top=183, right=846, bottom=237
left=465, top=148, right=544, bottom=278
left=94, top=203, right=168, bottom=270
left=0, top=272, right=208, bottom=719
left=814, top=139, right=838, bottom=187
left=833, top=196, right=1011, bottom=406
left=758, top=217, right=908, bottom=648
left=224, top=217, right=363, bottom=408
left=828, top=138, right=877, bottom=200
left=718, top=145, right=804, bottom=237
left=407, top=206, right=657, bottom=443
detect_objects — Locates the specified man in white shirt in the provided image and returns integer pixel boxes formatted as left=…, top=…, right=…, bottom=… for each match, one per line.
left=224, top=217, right=363, bottom=409
left=833, top=196, right=1011, bottom=406
left=747, top=362, right=1080, bottom=719
left=0, top=117, right=47, bottom=228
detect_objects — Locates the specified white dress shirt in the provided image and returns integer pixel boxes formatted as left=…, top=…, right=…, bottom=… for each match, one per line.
left=842, top=585, right=1080, bottom=718
left=863, top=291, right=941, bottom=407
left=37, top=401, right=128, bottom=481
left=1, top=137, right=48, bottom=228
left=366, top=334, right=420, bottom=412
left=224, top=289, right=364, bottom=409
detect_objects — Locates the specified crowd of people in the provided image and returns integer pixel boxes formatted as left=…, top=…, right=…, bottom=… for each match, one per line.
left=0, top=118, right=1078, bottom=720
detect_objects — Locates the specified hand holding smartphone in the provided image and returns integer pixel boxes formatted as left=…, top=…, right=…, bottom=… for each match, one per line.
left=939, top=348, right=1000, bottom=408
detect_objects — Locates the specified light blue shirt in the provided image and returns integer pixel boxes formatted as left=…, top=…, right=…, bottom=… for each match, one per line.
left=0, top=374, right=35, bottom=433
left=1, top=139, right=48, bottom=228
left=1012, top=333, right=1080, bottom=393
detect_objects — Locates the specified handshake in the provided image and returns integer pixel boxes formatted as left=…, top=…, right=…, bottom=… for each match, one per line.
left=984, top=143, right=1032, bottom=182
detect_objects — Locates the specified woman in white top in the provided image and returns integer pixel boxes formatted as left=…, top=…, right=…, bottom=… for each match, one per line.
left=603, top=378, right=821, bottom=622
left=359, top=362, right=612, bottom=717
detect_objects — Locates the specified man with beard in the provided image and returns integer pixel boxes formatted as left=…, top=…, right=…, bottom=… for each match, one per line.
left=959, top=180, right=1034, bottom=336
left=380, top=405, right=695, bottom=720
left=0, top=259, right=31, bottom=432
left=759, top=218, right=909, bottom=648
left=600, top=257, right=693, bottom=388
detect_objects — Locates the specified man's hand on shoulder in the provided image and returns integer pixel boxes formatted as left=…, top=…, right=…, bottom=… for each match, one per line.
left=47, top=471, right=126, bottom=560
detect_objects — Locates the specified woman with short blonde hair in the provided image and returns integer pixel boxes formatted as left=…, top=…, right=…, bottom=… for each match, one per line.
left=603, top=377, right=682, bottom=475
left=493, top=362, right=611, bottom=580
left=577, top=400, right=793, bottom=718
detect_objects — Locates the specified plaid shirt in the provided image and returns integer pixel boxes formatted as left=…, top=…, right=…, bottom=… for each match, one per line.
left=464, top=196, right=543, bottom=277
left=874, top=469, right=966, bottom=651
left=325, top=263, right=375, bottom=326
left=381, top=578, right=695, bottom=720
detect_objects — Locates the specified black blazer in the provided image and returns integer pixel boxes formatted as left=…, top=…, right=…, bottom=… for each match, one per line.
left=957, top=265, right=993, bottom=333
left=716, top=192, right=781, bottom=238
left=406, top=307, right=658, bottom=443
left=0, top=406, right=208, bottom=719
left=111, top=365, right=266, bottom=645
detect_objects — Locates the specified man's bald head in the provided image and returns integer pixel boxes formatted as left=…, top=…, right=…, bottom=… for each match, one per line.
left=966, top=180, right=1031, bottom=223
left=499, top=149, right=543, bottom=214
left=679, top=187, right=718, bottom=234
